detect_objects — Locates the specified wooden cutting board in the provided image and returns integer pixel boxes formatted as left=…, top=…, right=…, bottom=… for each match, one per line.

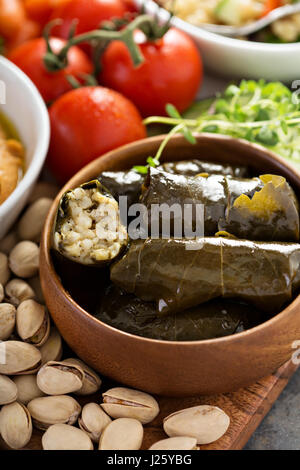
left=0, top=360, right=297, bottom=451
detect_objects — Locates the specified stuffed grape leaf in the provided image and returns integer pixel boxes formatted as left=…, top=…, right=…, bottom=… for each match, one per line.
left=110, top=237, right=300, bottom=315
left=96, top=286, right=265, bottom=341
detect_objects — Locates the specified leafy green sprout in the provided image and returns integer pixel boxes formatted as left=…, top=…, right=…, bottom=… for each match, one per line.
left=134, top=80, right=300, bottom=174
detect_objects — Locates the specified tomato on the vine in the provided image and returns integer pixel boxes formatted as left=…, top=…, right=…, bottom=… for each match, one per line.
left=23, top=0, right=73, bottom=26
left=121, top=0, right=138, bottom=13
left=50, top=0, right=128, bottom=39
left=47, top=86, right=146, bottom=183
left=99, top=28, right=203, bottom=116
left=0, top=0, right=26, bottom=40
left=9, top=37, right=93, bottom=103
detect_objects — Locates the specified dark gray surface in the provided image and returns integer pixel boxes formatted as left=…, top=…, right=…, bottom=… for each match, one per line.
left=199, top=76, right=300, bottom=451
left=245, top=369, right=300, bottom=450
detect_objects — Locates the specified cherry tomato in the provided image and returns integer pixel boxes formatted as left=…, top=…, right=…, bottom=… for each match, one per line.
left=0, top=0, right=26, bottom=40
left=50, top=0, right=127, bottom=39
left=100, top=28, right=203, bottom=117
left=23, top=0, right=73, bottom=26
left=9, top=37, right=93, bottom=103
left=121, top=0, right=138, bottom=13
left=5, top=20, right=41, bottom=54
left=48, top=86, right=146, bottom=183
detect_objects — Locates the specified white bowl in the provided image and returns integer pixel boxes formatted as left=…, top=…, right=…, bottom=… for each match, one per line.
left=136, top=0, right=300, bottom=83
left=0, top=56, right=50, bottom=239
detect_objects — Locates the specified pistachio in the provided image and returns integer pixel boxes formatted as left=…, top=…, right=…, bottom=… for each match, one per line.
left=9, top=241, right=39, bottom=278
left=149, top=437, right=199, bottom=451
left=163, top=405, right=230, bottom=445
left=99, top=418, right=143, bottom=450
left=0, top=341, right=41, bottom=375
left=42, top=424, right=93, bottom=450
left=79, top=403, right=111, bottom=443
left=16, top=300, right=50, bottom=347
left=18, top=198, right=53, bottom=242
left=37, top=361, right=84, bottom=395
left=0, top=252, right=10, bottom=285
left=0, top=402, right=32, bottom=449
left=0, top=304, right=16, bottom=340
left=13, top=375, right=45, bottom=405
left=5, top=278, right=35, bottom=307
left=28, top=275, right=44, bottom=304
left=0, top=375, right=18, bottom=405
left=101, top=387, right=159, bottom=425
left=39, top=327, right=63, bottom=365
left=63, top=358, right=101, bottom=395
left=0, top=230, right=19, bottom=255
left=0, top=283, right=4, bottom=302
left=29, top=181, right=59, bottom=204
left=28, top=395, right=81, bottom=430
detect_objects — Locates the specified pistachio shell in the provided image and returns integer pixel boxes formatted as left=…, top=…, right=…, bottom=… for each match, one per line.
left=28, top=395, right=81, bottom=430
left=0, top=230, right=19, bottom=255
left=0, top=375, right=18, bottom=405
left=99, top=418, right=143, bottom=450
left=79, top=403, right=111, bottom=443
left=28, top=276, right=44, bottom=304
left=163, top=405, right=230, bottom=445
left=16, top=300, right=50, bottom=347
left=0, top=303, right=16, bottom=341
left=39, top=327, right=63, bottom=365
left=37, top=361, right=84, bottom=395
left=101, top=387, right=159, bottom=424
left=9, top=241, right=39, bottom=278
left=0, top=341, right=41, bottom=375
left=18, top=198, right=53, bottom=242
left=0, top=283, right=4, bottom=302
left=13, top=374, right=45, bottom=405
left=63, top=358, right=101, bottom=395
left=5, top=278, right=35, bottom=307
left=149, top=437, right=199, bottom=450
left=0, top=252, right=10, bottom=286
left=29, top=182, right=58, bottom=204
left=42, top=424, right=93, bottom=450
left=0, top=402, right=32, bottom=449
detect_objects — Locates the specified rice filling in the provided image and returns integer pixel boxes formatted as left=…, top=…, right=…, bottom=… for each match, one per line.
left=54, top=186, right=128, bottom=265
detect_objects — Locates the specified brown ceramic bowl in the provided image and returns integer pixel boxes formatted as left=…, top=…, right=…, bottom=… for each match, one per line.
left=40, top=134, right=300, bottom=397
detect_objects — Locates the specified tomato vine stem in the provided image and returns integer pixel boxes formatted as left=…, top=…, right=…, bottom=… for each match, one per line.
left=43, top=14, right=166, bottom=73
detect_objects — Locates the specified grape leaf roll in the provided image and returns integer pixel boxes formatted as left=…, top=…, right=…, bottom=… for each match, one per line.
left=97, top=159, right=248, bottom=206
left=141, top=168, right=299, bottom=241
left=96, top=286, right=265, bottom=341
left=53, top=180, right=128, bottom=266
left=110, top=237, right=300, bottom=315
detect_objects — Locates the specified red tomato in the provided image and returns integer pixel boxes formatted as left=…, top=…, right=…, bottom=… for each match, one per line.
left=23, top=0, right=73, bottom=26
left=9, top=37, right=93, bottom=103
left=5, top=19, right=41, bottom=54
left=100, top=28, right=203, bottom=117
left=0, top=0, right=26, bottom=40
left=121, top=0, right=138, bottom=12
left=48, top=86, right=146, bottom=183
left=50, top=0, right=127, bottom=39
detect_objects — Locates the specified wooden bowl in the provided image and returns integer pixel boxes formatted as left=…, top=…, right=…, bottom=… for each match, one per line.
left=40, top=134, right=300, bottom=397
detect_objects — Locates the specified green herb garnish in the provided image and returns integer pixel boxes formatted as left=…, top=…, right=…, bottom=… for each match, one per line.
left=133, top=105, right=195, bottom=174
left=142, top=80, right=300, bottom=171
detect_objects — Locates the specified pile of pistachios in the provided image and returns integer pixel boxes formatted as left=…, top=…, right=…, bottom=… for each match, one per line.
left=0, top=181, right=230, bottom=451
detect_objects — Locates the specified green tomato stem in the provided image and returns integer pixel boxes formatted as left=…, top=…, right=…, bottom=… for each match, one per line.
left=44, top=14, right=156, bottom=73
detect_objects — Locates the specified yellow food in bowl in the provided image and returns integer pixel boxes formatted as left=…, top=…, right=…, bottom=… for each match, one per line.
left=0, top=115, right=24, bottom=205
left=160, top=0, right=300, bottom=42
left=161, top=0, right=264, bottom=25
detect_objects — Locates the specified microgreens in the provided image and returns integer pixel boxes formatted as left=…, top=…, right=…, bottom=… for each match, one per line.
left=138, top=80, right=300, bottom=173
